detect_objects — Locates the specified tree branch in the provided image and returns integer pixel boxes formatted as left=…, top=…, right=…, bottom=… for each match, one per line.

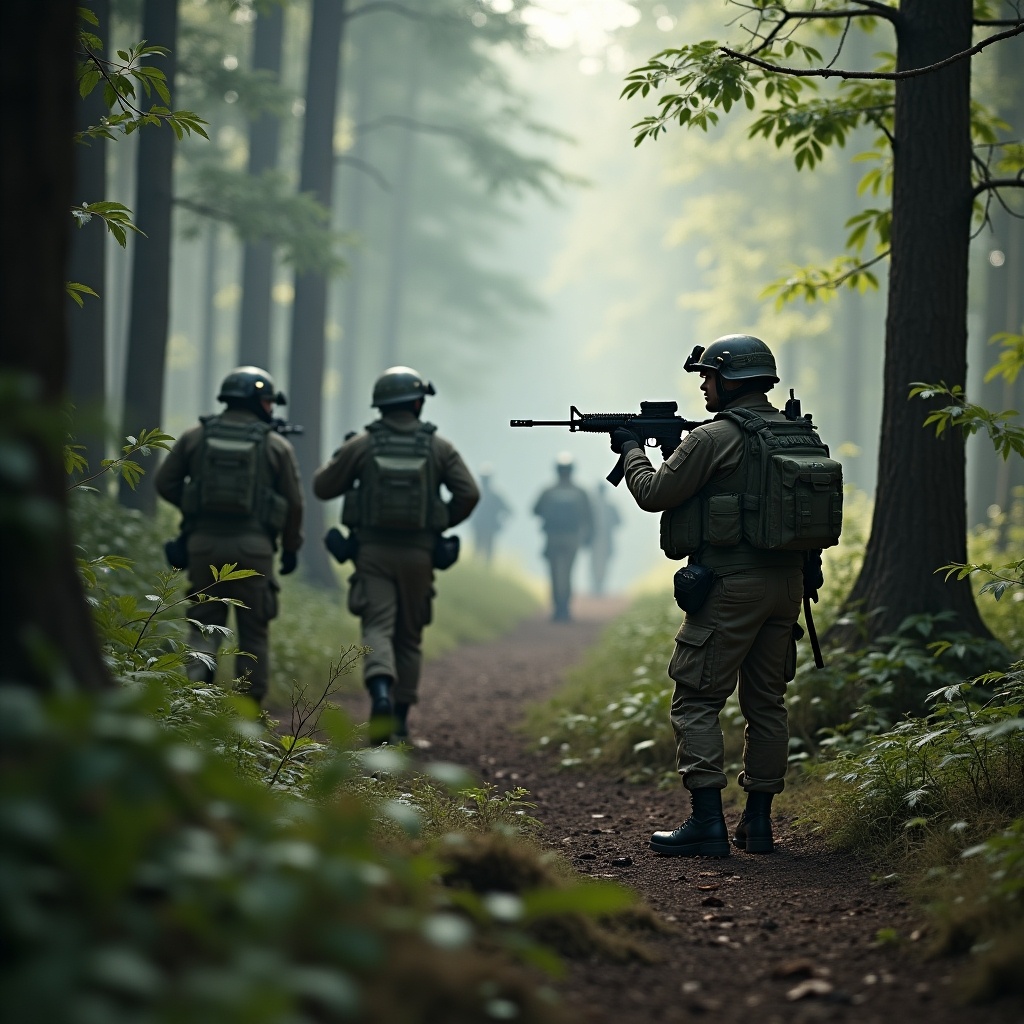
left=336, top=154, right=391, bottom=192
left=972, top=178, right=1024, bottom=197
left=721, top=21, right=1024, bottom=81
left=347, top=1, right=427, bottom=21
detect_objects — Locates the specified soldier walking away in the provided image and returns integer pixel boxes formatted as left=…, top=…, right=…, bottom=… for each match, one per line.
left=610, top=335, right=840, bottom=857
left=533, top=453, right=593, bottom=622
left=470, top=464, right=511, bottom=563
left=589, top=481, right=621, bottom=595
left=313, top=367, right=479, bottom=744
left=155, top=366, right=304, bottom=707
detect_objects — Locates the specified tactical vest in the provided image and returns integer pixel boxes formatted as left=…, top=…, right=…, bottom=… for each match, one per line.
left=182, top=416, right=288, bottom=537
left=660, top=408, right=843, bottom=562
left=342, top=421, right=448, bottom=532
left=540, top=486, right=587, bottom=535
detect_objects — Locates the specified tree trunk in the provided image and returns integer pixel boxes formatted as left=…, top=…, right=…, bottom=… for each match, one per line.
left=970, top=31, right=1023, bottom=534
left=119, top=0, right=179, bottom=512
left=287, top=0, right=346, bottom=587
left=338, top=43, right=375, bottom=435
left=199, top=221, right=220, bottom=405
left=837, top=0, right=990, bottom=642
left=1, top=0, right=112, bottom=693
left=380, top=52, right=422, bottom=367
left=67, top=0, right=110, bottom=476
left=238, top=1, right=285, bottom=369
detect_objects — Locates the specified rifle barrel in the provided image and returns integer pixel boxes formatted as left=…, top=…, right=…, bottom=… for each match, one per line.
left=509, top=419, right=573, bottom=427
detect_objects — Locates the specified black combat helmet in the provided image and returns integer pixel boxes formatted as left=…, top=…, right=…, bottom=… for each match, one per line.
left=218, top=366, right=287, bottom=405
left=371, top=366, right=436, bottom=408
left=684, top=335, right=779, bottom=384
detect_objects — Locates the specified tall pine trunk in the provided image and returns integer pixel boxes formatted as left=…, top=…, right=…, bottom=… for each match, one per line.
left=67, top=0, right=110, bottom=475
left=119, top=0, right=179, bottom=512
left=2, top=0, right=112, bottom=693
left=288, top=0, right=346, bottom=587
left=839, top=0, right=990, bottom=641
left=238, top=1, right=285, bottom=369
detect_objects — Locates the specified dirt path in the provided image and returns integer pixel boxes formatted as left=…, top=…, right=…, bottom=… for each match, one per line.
left=362, top=600, right=1023, bottom=1024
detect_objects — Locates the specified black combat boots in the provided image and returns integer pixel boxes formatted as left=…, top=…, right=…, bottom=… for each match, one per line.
left=392, top=702, right=411, bottom=742
left=732, top=791, right=774, bottom=853
left=366, top=676, right=393, bottom=745
left=649, top=788, right=730, bottom=857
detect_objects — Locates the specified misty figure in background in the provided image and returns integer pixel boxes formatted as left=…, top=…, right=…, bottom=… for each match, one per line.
left=155, top=367, right=304, bottom=707
left=314, top=367, right=479, bottom=745
left=470, top=464, right=511, bottom=563
left=532, top=453, right=593, bottom=622
left=589, top=481, right=622, bottom=595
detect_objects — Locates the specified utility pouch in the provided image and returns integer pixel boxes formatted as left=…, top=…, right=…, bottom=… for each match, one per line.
left=784, top=621, right=805, bottom=682
left=163, top=534, right=188, bottom=570
left=433, top=534, right=460, bottom=571
left=673, top=563, right=717, bottom=614
left=324, top=526, right=360, bottom=565
left=660, top=497, right=701, bottom=560
left=706, top=493, right=742, bottom=546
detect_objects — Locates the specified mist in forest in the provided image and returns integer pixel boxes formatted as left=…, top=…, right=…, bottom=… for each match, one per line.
left=75, top=0, right=1020, bottom=595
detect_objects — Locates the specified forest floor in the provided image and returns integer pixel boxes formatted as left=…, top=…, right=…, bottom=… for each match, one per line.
left=331, top=598, right=1024, bottom=1024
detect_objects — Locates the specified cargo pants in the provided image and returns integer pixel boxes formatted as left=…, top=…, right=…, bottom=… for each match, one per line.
left=348, top=543, right=435, bottom=705
left=186, top=531, right=278, bottom=702
left=667, top=565, right=803, bottom=793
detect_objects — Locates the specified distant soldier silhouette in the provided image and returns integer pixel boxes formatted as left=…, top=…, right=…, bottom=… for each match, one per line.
left=589, top=481, right=621, bottom=595
left=155, top=366, right=303, bottom=706
left=532, top=453, right=592, bottom=622
left=470, top=464, right=511, bottom=563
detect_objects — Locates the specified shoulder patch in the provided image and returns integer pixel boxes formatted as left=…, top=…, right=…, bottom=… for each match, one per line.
left=665, top=431, right=703, bottom=470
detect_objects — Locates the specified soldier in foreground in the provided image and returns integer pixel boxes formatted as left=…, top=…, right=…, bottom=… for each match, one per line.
left=609, top=336, right=840, bottom=856
left=313, top=367, right=479, bottom=743
left=155, top=366, right=304, bottom=707
left=470, top=464, right=511, bottom=563
left=532, top=453, right=593, bottom=622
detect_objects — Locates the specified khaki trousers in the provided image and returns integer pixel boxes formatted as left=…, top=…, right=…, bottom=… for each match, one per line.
left=349, top=543, right=435, bottom=704
left=667, top=566, right=803, bottom=793
left=186, top=531, right=278, bottom=702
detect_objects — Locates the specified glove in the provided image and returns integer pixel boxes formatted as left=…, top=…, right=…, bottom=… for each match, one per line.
left=803, top=550, right=824, bottom=602
left=610, top=426, right=643, bottom=455
left=280, top=550, right=298, bottom=576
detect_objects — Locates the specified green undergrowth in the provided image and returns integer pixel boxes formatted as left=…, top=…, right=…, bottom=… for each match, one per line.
left=7, top=488, right=650, bottom=1022
left=796, top=666, right=1024, bottom=1002
left=70, top=492, right=542, bottom=707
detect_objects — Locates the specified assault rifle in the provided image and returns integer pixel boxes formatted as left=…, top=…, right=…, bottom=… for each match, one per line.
left=510, top=401, right=709, bottom=486
left=271, top=417, right=304, bottom=436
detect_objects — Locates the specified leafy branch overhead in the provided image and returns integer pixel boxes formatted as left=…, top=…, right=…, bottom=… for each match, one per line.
left=622, top=2, right=1024, bottom=304
left=76, top=9, right=209, bottom=142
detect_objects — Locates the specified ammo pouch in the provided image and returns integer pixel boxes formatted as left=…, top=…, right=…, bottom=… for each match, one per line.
left=673, top=563, right=716, bottom=614
left=324, top=526, right=360, bottom=565
left=163, top=533, right=189, bottom=570
left=660, top=497, right=701, bottom=560
left=784, top=621, right=805, bottom=682
left=433, top=534, right=460, bottom=571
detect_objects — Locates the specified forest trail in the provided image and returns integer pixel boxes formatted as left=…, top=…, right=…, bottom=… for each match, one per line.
left=343, top=601, right=1024, bottom=1024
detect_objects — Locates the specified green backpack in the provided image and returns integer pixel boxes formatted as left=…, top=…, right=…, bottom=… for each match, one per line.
left=183, top=417, right=287, bottom=535
left=716, top=406, right=843, bottom=551
left=344, top=422, right=447, bottom=531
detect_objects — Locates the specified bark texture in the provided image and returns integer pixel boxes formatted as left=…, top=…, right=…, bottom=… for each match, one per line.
left=238, top=2, right=285, bottom=370
left=839, top=0, right=990, bottom=641
left=119, top=0, right=179, bottom=512
left=287, top=0, right=346, bottom=587
left=1, top=0, right=111, bottom=693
